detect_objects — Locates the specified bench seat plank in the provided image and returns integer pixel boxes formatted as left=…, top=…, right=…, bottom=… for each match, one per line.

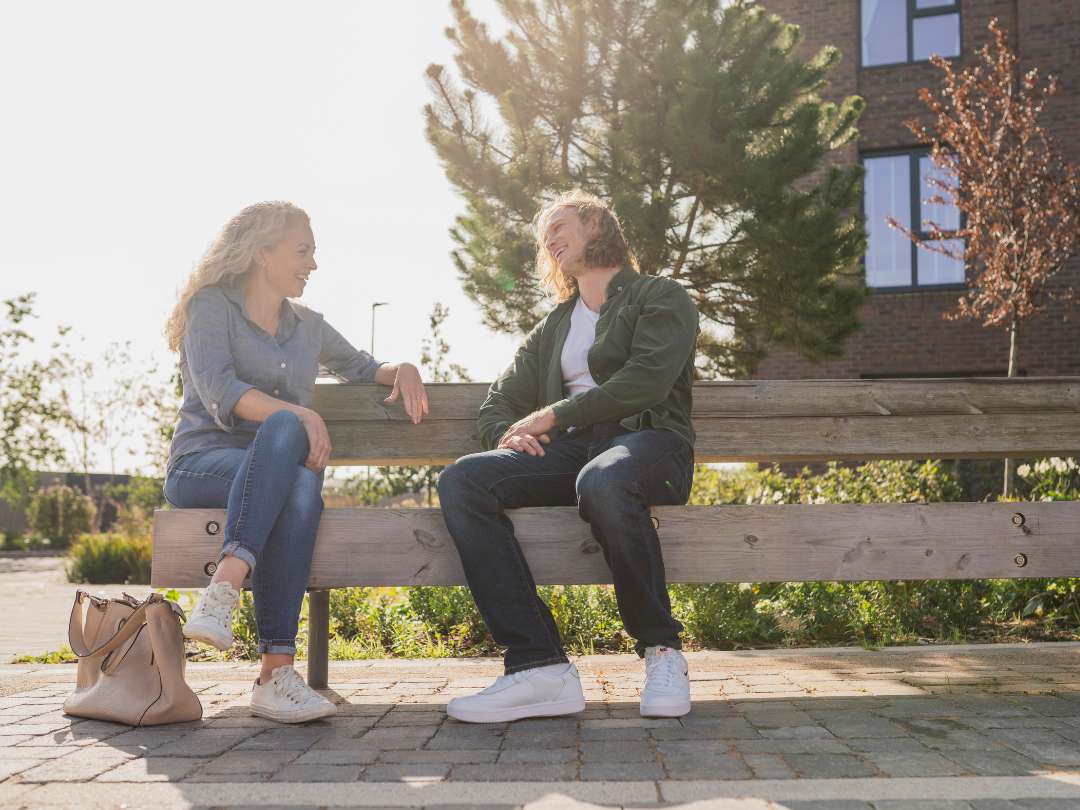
left=152, top=501, right=1080, bottom=588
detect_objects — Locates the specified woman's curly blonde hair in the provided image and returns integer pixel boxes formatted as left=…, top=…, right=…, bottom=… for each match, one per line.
left=165, top=201, right=309, bottom=352
left=534, top=190, right=637, bottom=301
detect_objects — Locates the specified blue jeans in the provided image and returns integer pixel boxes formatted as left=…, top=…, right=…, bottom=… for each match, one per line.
left=437, top=423, right=694, bottom=674
left=163, top=410, right=323, bottom=656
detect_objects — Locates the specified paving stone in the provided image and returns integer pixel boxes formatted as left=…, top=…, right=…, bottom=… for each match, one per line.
left=379, top=749, right=498, bottom=764
left=579, top=740, right=654, bottom=763
left=846, top=736, right=931, bottom=753
left=734, top=738, right=852, bottom=755
left=232, top=727, right=330, bottom=750
left=910, top=729, right=1001, bottom=751
left=152, top=729, right=258, bottom=757
left=873, top=802, right=979, bottom=810
left=361, top=763, right=450, bottom=782
left=864, top=751, right=967, bottom=777
left=357, top=726, right=439, bottom=749
left=197, top=750, right=300, bottom=773
left=498, top=747, right=578, bottom=764
left=94, top=756, right=206, bottom=782
left=17, top=749, right=133, bottom=782
left=994, top=730, right=1080, bottom=766
left=580, top=762, right=664, bottom=781
left=374, top=710, right=445, bottom=727
left=760, top=724, right=834, bottom=739
left=662, top=753, right=752, bottom=780
left=940, top=748, right=1044, bottom=775
left=293, top=748, right=380, bottom=765
left=429, top=727, right=507, bottom=750
left=783, top=753, right=880, bottom=778
left=817, top=711, right=908, bottom=738
left=743, top=753, right=797, bottom=779
left=781, top=803, right=873, bottom=810
left=579, top=725, right=649, bottom=740
left=102, top=727, right=195, bottom=751
left=649, top=717, right=760, bottom=740
left=449, top=763, right=577, bottom=781
left=270, top=764, right=362, bottom=781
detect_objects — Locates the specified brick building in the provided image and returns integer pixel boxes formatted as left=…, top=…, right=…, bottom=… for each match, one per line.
left=754, top=0, right=1080, bottom=379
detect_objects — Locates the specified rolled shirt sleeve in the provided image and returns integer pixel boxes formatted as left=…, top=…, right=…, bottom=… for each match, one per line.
left=183, top=290, right=255, bottom=432
left=319, top=319, right=383, bottom=382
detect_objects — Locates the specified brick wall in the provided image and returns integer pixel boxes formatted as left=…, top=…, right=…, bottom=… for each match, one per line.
left=753, top=0, right=1080, bottom=379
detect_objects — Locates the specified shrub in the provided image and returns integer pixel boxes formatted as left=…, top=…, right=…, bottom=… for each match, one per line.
left=66, top=532, right=151, bottom=584
left=27, top=485, right=95, bottom=548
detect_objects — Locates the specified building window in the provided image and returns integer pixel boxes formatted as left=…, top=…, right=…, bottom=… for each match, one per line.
left=861, top=0, right=961, bottom=67
left=863, top=150, right=965, bottom=289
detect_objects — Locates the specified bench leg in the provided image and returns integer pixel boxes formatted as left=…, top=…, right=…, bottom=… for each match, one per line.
left=307, top=589, right=330, bottom=690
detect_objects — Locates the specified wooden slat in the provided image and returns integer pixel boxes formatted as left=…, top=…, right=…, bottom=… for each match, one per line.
left=324, top=412, right=1080, bottom=466
left=315, top=378, right=1080, bottom=465
left=151, top=501, right=1080, bottom=588
left=314, top=377, right=1080, bottom=421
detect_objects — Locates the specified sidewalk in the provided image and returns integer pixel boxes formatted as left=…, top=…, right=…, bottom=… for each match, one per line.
left=3, top=643, right=1080, bottom=808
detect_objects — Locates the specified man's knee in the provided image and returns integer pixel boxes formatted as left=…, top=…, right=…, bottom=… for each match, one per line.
left=576, top=465, right=637, bottom=519
left=437, top=453, right=498, bottom=501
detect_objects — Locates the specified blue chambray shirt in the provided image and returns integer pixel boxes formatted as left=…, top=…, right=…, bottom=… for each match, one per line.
left=167, top=284, right=383, bottom=471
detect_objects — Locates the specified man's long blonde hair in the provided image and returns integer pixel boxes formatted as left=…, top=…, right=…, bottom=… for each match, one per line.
left=165, top=201, right=309, bottom=352
left=534, top=190, right=636, bottom=302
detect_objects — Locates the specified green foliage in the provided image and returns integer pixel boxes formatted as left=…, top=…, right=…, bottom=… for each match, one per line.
left=65, top=532, right=151, bottom=584
left=426, top=0, right=868, bottom=375
left=0, top=294, right=72, bottom=505
left=27, top=485, right=96, bottom=549
left=104, top=475, right=165, bottom=536
left=15, top=646, right=77, bottom=664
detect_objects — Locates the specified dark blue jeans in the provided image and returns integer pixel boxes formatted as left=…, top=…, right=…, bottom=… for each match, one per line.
left=163, top=410, right=323, bottom=656
left=437, top=423, right=694, bottom=673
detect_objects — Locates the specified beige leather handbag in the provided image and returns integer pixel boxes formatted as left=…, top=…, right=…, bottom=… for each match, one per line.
left=63, top=590, right=203, bottom=726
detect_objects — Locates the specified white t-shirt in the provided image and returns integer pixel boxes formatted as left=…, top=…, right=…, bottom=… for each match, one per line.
left=561, top=296, right=600, bottom=398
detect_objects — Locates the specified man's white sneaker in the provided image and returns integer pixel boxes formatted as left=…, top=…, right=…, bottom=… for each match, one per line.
left=446, top=662, right=586, bottom=723
left=183, top=581, right=239, bottom=651
left=250, top=665, right=336, bottom=723
left=640, top=646, right=691, bottom=718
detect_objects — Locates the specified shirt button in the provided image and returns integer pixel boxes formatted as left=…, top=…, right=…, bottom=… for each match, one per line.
left=280, top=361, right=286, bottom=369
left=273, top=389, right=280, bottom=396
left=211, top=403, right=218, bottom=410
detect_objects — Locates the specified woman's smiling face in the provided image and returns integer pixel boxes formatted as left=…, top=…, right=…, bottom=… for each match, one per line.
left=259, top=219, right=317, bottom=298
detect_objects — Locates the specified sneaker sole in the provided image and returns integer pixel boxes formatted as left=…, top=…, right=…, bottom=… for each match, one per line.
left=640, top=700, right=691, bottom=718
left=182, top=622, right=232, bottom=651
left=447, top=696, right=586, bottom=724
left=250, top=703, right=337, bottom=724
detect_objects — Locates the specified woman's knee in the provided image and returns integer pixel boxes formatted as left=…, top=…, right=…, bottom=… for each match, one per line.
left=259, top=410, right=309, bottom=461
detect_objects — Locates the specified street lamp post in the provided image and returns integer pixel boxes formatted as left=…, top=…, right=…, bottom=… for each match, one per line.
left=370, top=301, right=389, bottom=356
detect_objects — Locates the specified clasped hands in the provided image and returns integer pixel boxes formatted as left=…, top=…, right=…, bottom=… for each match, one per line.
left=498, top=406, right=557, bottom=456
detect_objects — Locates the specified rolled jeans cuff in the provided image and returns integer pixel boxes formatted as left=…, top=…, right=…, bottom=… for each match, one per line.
left=219, top=542, right=257, bottom=574
left=258, top=639, right=297, bottom=655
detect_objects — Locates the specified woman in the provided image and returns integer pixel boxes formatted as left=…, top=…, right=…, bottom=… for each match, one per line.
left=163, top=201, right=428, bottom=722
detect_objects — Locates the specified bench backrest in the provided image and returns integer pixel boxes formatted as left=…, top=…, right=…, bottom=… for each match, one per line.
left=314, top=377, right=1080, bottom=465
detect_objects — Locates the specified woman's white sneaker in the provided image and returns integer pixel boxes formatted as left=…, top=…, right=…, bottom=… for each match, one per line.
left=446, top=662, right=586, bottom=723
left=182, top=581, right=239, bottom=651
left=640, top=646, right=691, bottom=718
left=250, top=665, right=336, bottom=723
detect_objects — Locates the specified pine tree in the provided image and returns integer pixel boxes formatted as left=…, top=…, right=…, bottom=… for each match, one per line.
left=425, top=0, right=868, bottom=376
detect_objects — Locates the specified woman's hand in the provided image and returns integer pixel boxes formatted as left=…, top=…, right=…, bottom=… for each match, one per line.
left=384, top=363, right=429, bottom=424
left=297, top=408, right=332, bottom=473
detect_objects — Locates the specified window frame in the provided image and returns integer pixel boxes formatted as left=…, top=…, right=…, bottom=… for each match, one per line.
left=858, top=0, right=962, bottom=69
left=861, top=147, right=967, bottom=293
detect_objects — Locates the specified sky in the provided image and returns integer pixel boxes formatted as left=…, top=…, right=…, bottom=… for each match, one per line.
left=1, top=1, right=524, bottom=474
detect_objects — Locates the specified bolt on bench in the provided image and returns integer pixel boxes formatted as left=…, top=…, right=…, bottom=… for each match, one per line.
left=153, top=378, right=1080, bottom=688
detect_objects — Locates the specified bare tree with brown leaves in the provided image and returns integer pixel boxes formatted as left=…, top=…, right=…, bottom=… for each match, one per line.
left=888, top=18, right=1080, bottom=497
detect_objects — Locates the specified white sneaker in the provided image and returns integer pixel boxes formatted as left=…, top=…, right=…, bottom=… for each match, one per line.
left=183, top=581, right=240, bottom=650
left=446, top=662, right=586, bottom=723
left=640, top=646, right=691, bottom=718
left=250, top=665, right=336, bottom=723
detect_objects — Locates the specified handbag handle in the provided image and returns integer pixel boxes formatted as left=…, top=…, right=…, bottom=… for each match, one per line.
left=67, top=591, right=163, bottom=659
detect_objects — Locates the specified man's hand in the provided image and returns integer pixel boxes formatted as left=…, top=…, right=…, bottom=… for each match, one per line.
left=383, top=363, right=429, bottom=424
left=498, top=407, right=557, bottom=455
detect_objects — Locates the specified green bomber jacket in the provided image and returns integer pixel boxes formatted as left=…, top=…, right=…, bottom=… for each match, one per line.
left=477, top=265, right=699, bottom=451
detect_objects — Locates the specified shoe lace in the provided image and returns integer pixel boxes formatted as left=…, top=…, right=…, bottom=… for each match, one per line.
left=646, top=650, right=680, bottom=691
left=274, top=668, right=316, bottom=705
left=199, top=584, right=235, bottom=624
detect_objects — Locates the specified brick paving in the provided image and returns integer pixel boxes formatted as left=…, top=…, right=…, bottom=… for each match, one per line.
left=2, top=643, right=1080, bottom=808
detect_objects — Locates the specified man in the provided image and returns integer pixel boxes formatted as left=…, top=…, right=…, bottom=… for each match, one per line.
left=437, top=190, right=699, bottom=723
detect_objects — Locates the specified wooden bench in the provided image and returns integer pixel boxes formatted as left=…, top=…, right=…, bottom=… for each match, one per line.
left=152, top=378, right=1080, bottom=688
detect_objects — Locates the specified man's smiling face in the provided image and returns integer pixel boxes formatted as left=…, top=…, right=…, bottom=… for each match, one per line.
left=543, top=206, right=595, bottom=278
